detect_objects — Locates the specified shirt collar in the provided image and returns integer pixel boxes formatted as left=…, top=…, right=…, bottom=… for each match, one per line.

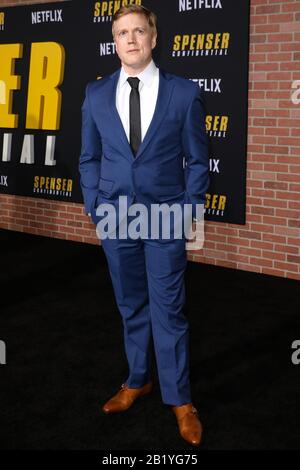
left=119, top=59, right=158, bottom=88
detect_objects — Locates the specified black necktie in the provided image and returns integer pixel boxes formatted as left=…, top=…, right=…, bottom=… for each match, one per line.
left=127, top=77, right=141, bottom=157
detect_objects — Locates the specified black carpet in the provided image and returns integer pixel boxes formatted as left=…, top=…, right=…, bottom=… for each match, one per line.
left=0, top=228, right=299, bottom=450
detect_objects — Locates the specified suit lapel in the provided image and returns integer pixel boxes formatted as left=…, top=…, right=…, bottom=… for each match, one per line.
left=107, top=67, right=175, bottom=162
left=136, top=68, right=174, bottom=160
left=107, top=68, right=132, bottom=161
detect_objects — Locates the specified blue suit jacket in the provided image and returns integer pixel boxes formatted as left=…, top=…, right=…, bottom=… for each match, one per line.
left=79, top=66, right=209, bottom=226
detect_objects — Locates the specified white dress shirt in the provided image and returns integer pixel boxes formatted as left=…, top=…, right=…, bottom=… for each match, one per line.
left=116, top=59, right=159, bottom=143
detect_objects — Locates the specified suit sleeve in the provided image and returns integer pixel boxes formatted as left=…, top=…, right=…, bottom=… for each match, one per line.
left=181, top=85, right=210, bottom=218
left=78, top=82, right=102, bottom=215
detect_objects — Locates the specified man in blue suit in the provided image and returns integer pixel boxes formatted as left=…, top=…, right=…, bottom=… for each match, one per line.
left=79, top=4, right=209, bottom=446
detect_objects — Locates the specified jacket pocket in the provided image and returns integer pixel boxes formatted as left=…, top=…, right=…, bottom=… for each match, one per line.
left=98, top=177, right=114, bottom=196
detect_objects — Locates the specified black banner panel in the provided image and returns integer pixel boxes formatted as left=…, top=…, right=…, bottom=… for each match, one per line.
left=0, top=0, right=250, bottom=224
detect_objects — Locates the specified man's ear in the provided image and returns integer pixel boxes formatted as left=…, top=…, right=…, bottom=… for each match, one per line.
left=151, top=33, right=157, bottom=50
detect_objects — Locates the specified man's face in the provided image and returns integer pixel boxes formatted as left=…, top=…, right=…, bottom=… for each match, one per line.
left=113, top=13, right=157, bottom=73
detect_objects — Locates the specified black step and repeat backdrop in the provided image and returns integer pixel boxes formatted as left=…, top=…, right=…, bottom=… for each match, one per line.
left=0, top=0, right=250, bottom=224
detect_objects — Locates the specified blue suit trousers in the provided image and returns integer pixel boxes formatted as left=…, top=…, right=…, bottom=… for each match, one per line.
left=101, top=234, right=191, bottom=406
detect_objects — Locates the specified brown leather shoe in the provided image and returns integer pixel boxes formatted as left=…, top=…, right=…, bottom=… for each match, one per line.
left=172, top=403, right=203, bottom=446
left=102, top=381, right=153, bottom=414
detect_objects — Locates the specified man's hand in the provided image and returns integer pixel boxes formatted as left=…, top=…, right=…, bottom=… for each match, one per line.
left=185, top=219, right=205, bottom=252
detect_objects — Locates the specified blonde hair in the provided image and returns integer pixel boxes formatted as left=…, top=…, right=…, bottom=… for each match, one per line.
left=112, top=5, right=157, bottom=39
